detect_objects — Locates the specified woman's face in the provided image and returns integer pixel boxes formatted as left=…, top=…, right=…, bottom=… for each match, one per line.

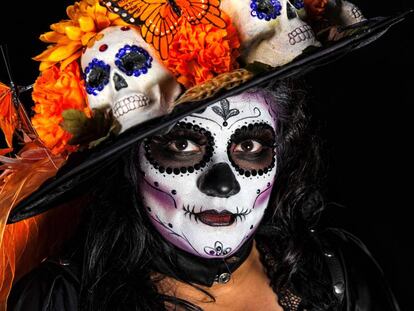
left=138, top=90, right=278, bottom=258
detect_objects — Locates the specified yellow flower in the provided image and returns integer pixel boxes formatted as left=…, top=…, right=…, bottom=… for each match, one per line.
left=33, top=0, right=127, bottom=71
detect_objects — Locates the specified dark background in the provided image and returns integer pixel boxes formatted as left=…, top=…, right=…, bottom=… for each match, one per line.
left=1, top=1, right=413, bottom=310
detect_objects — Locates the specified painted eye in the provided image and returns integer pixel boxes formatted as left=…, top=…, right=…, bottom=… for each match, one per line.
left=291, top=0, right=305, bottom=10
left=233, top=140, right=263, bottom=153
left=250, top=0, right=282, bottom=21
left=84, top=59, right=110, bottom=96
left=115, top=44, right=153, bottom=77
left=227, top=123, right=276, bottom=173
left=168, top=139, right=201, bottom=153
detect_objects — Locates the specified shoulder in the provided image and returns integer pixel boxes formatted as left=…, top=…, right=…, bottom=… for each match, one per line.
left=317, top=227, right=401, bottom=311
left=8, top=258, right=80, bottom=311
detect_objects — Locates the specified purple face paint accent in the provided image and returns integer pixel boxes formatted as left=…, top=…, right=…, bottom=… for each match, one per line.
left=147, top=214, right=200, bottom=255
left=253, top=184, right=273, bottom=209
left=141, top=177, right=177, bottom=210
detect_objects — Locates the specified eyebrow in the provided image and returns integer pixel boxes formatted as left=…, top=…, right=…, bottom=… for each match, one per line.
left=189, top=115, right=224, bottom=130
left=228, top=107, right=262, bottom=129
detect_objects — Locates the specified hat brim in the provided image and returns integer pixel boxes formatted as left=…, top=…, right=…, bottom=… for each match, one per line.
left=7, top=10, right=412, bottom=224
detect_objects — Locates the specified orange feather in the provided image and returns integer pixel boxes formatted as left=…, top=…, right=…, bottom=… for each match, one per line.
left=0, top=142, right=77, bottom=310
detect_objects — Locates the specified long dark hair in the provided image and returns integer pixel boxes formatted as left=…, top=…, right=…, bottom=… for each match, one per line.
left=76, top=79, right=339, bottom=310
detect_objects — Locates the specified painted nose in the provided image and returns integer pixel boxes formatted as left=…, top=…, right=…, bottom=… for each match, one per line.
left=113, top=72, right=128, bottom=91
left=197, top=163, right=240, bottom=198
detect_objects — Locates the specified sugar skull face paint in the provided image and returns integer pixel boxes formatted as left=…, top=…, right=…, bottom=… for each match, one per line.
left=138, top=90, right=278, bottom=258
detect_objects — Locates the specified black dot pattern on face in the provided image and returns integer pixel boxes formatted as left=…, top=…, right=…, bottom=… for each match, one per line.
left=147, top=207, right=152, bottom=212
left=250, top=225, right=254, bottom=230
left=168, top=223, right=173, bottom=228
left=172, top=190, right=177, bottom=195
left=227, top=123, right=276, bottom=178
left=144, top=122, right=215, bottom=175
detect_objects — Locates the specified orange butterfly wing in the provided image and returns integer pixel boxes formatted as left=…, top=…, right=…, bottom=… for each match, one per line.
left=102, top=0, right=226, bottom=60
left=0, top=83, right=17, bottom=150
left=176, top=0, right=226, bottom=28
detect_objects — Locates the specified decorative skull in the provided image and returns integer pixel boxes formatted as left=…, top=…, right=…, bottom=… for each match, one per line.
left=324, top=0, right=366, bottom=26
left=81, top=26, right=182, bottom=133
left=221, top=0, right=320, bottom=67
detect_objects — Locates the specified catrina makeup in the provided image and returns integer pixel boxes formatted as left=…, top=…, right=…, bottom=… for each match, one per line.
left=138, top=89, right=278, bottom=259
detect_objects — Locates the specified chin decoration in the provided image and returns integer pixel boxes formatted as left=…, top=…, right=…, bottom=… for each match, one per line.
left=81, top=26, right=182, bottom=133
left=222, top=0, right=320, bottom=67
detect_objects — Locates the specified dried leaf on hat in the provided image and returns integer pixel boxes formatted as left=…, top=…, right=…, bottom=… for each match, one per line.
left=173, top=69, right=254, bottom=106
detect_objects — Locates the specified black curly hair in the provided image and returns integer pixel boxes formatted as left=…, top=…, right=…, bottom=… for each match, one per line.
left=76, top=79, right=340, bottom=310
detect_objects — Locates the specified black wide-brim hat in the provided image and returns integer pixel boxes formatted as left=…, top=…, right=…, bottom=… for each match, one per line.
left=3, top=6, right=412, bottom=224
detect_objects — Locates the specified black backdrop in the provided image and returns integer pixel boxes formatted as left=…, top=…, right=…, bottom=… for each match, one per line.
left=0, top=1, right=413, bottom=310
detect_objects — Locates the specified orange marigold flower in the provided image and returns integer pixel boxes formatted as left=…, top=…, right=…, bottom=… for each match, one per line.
left=164, top=13, right=241, bottom=89
left=31, top=62, right=90, bottom=155
left=33, top=0, right=127, bottom=71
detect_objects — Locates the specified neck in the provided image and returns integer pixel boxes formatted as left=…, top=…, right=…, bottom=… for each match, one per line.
left=153, top=240, right=281, bottom=310
left=151, top=236, right=254, bottom=287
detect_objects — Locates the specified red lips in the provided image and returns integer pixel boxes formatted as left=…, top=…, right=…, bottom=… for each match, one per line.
left=196, top=210, right=235, bottom=227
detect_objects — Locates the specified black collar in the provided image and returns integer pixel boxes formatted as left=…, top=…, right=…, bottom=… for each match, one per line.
left=151, top=238, right=254, bottom=287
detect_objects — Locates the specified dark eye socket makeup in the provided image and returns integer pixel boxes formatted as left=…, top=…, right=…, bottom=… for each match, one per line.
left=228, top=123, right=276, bottom=173
left=144, top=122, right=275, bottom=174
left=144, top=123, right=214, bottom=172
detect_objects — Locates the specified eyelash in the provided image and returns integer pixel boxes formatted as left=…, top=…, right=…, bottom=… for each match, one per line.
left=153, top=130, right=207, bottom=147
left=231, top=124, right=275, bottom=147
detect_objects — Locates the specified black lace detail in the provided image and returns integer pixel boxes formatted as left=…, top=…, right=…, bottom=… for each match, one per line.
left=278, top=289, right=302, bottom=311
left=256, top=239, right=303, bottom=311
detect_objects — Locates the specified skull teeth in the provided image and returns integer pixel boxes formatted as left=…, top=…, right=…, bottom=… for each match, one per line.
left=113, top=94, right=151, bottom=118
left=288, top=25, right=314, bottom=45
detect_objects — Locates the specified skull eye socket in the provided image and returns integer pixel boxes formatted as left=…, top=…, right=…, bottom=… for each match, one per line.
left=116, top=45, right=153, bottom=77
left=250, top=0, right=282, bottom=21
left=84, top=59, right=110, bottom=96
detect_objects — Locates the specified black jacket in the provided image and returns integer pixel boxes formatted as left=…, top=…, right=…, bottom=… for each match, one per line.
left=7, top=228, right=400, bottom=311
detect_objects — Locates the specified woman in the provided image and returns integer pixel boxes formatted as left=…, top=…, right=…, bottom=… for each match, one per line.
left=7, top=82, right=400, bottom=310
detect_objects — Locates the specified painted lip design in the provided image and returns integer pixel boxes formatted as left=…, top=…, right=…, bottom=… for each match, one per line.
left=183, top=205, right=252, bottom=227
left=197, top=210, right=235, bottom=227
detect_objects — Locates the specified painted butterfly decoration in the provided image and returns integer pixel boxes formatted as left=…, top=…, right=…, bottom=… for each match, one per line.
left=101, top=0, right=226, bottom=60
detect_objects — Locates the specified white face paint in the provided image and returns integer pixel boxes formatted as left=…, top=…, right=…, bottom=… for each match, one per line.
left=138, top=90, right=278, bottom=258
left=81, top=26, right=181, bottom=133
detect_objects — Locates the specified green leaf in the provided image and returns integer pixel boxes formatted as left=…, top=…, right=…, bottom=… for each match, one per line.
left=60, top=108, right=121, bottom=150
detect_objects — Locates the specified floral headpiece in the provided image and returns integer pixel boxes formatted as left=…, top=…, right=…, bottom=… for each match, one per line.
left=29, top=0, right=242, bottom=157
